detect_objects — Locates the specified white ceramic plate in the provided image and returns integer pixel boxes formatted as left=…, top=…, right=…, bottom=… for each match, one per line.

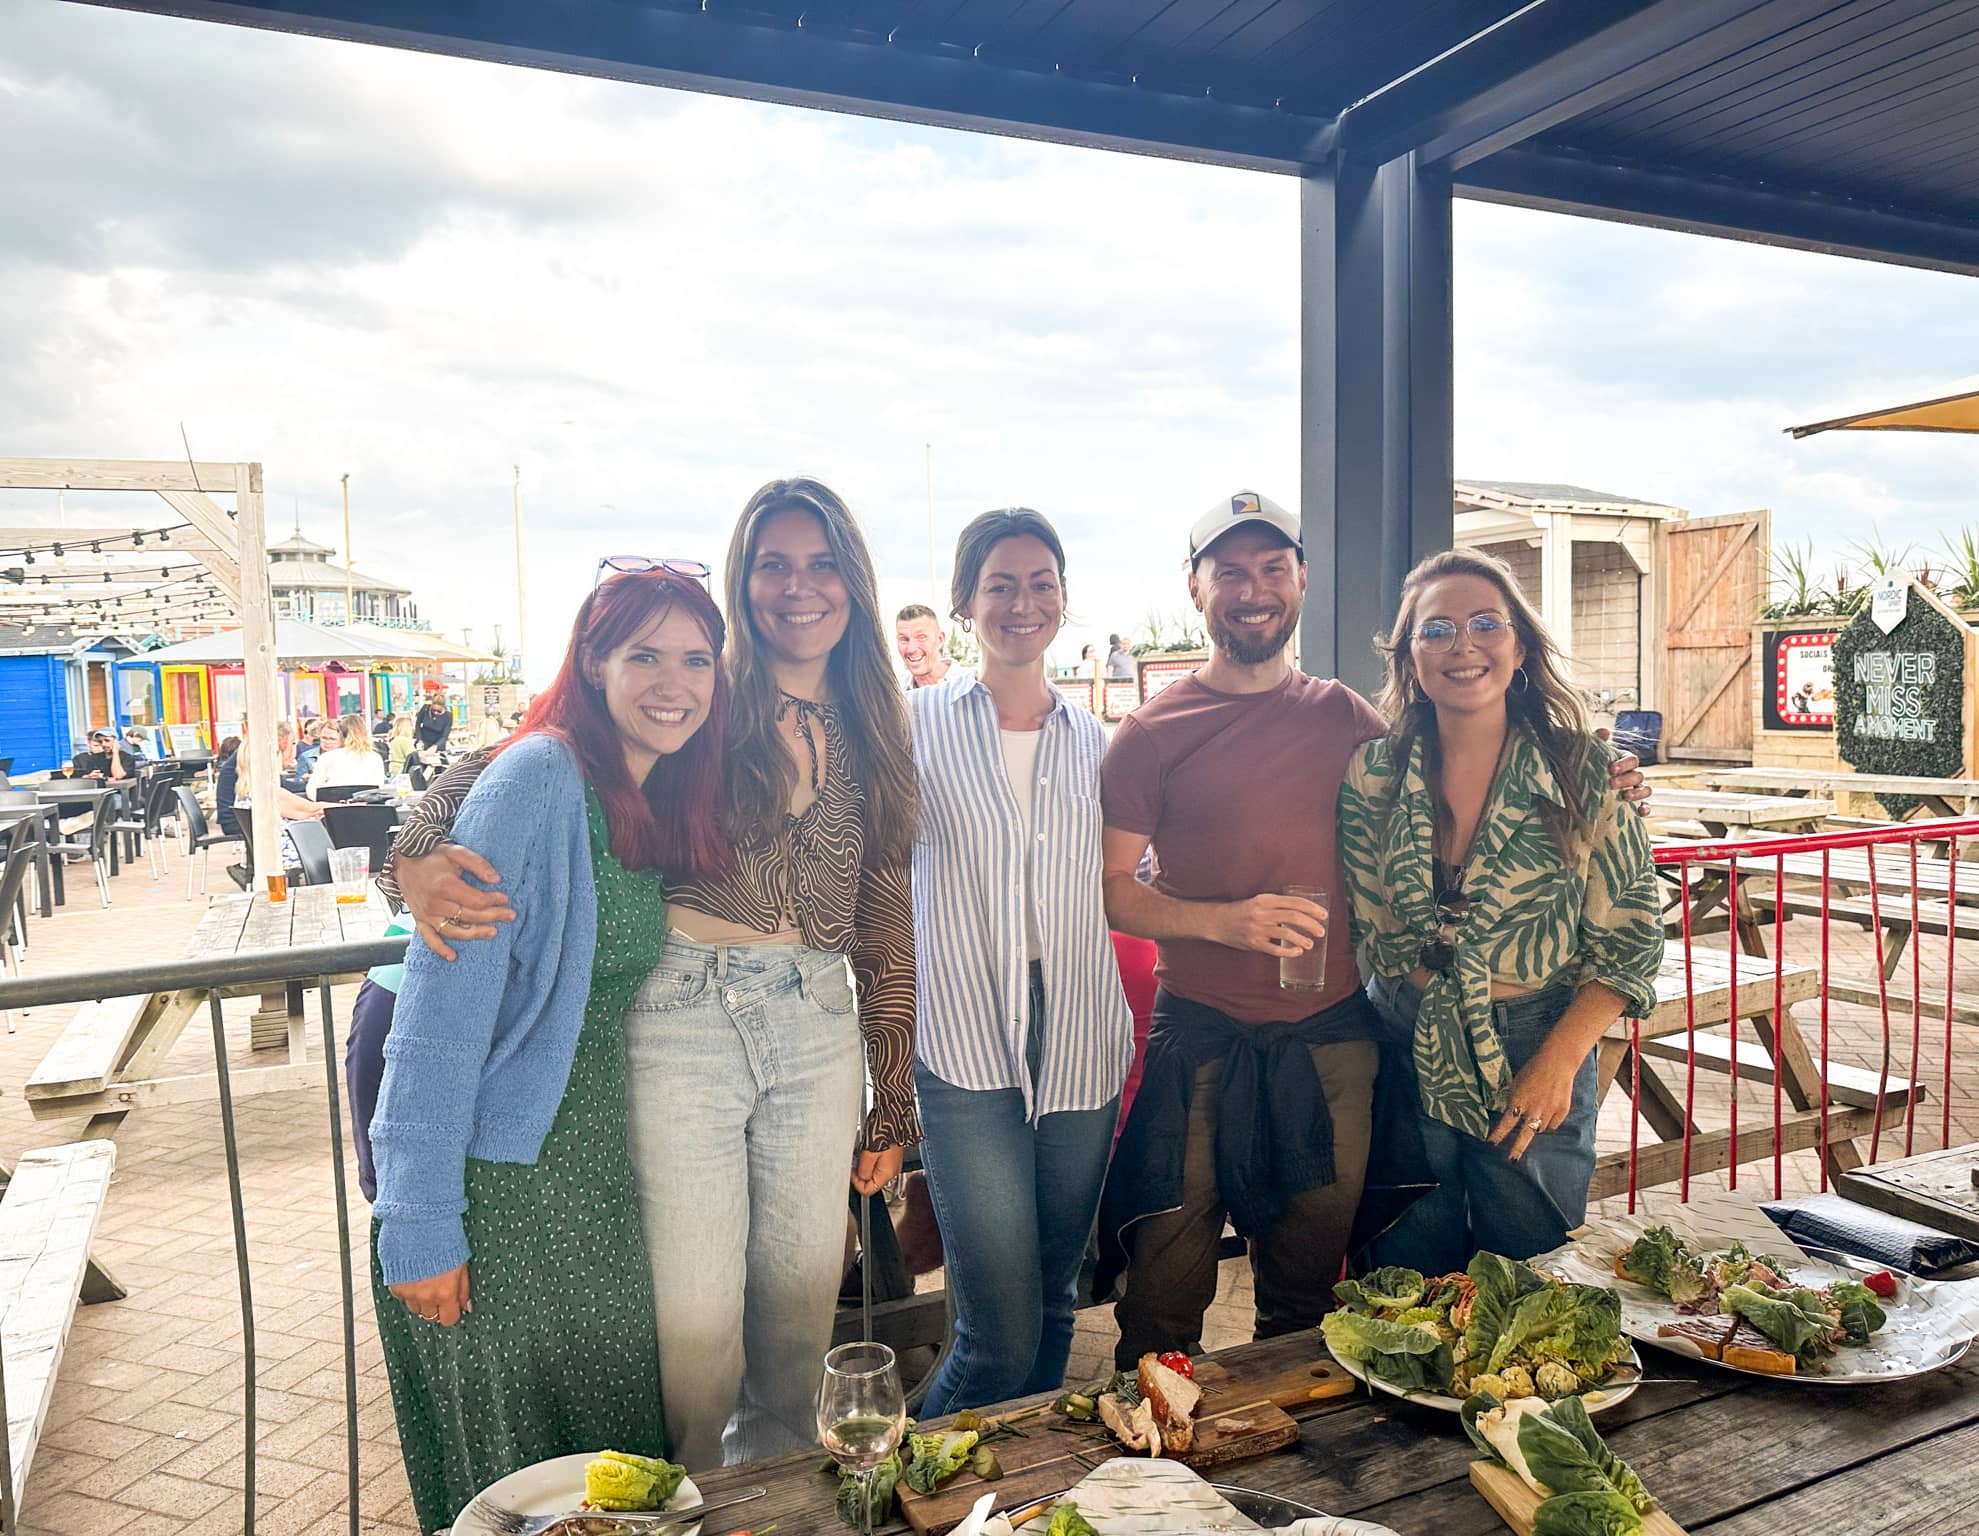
left=1326, top=1343, right=1642, bottom=1416
left=452, top=1455, right=700, bottom=1536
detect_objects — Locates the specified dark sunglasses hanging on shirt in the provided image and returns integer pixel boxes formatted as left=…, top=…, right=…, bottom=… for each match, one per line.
left=1421, top=860, right=1473, bottom=975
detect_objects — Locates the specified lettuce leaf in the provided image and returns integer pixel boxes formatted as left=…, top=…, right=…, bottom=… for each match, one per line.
left=1531, top=1490, right=1645, bottom=1536
left=1465, top=1252, right=1551, bottom=1365
left=1617, top=1228, right=1712, bottom=1305
left=1335, top=1266, right=1427, bottom=1313
left=1828, top=1280, right=1888, bottom=1346
left=1322, top=1308, right=1453, bottom=1392
left=1721, top=1284, right=1836, bottom=1369
left=902, top=1429, right=978, bottom=1495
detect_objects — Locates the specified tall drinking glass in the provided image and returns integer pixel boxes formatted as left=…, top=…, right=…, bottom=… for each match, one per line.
left=818, top=1342, right=905, bottom=1536
left=1278, top=883, right=1329, bottom=993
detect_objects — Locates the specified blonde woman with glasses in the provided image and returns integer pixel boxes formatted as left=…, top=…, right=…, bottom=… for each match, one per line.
left=1335, top=550, right=1663, bottom=1274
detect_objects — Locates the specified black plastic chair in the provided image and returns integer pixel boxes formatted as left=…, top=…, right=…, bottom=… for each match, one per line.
left=44, top=794, right=116, bottom=907
left=287, top=819, right=335, bottom=887
left=0, top=835, right=37, bottom=1034
left=175, top=785, right=242, bottom=899
left=322, top=803, right=398, bottom=881
left=109, top=783, right=158, bottom=879
left=312, top=784, right=365, bottom=804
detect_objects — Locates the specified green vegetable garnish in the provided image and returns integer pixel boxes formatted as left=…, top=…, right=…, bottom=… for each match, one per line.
left=583, top=1449, right=685, bottom=1511
left=902, top=1428, right=979, bottom=1495
left=1044, top=1501, right=1099, bottom=1536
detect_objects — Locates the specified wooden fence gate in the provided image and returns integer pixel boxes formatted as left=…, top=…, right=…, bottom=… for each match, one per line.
left=1663, top=509, right=1769, bottom=763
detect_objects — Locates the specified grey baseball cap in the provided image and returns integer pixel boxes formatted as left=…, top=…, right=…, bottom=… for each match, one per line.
left=1187, top=490, right=1303, bottom=563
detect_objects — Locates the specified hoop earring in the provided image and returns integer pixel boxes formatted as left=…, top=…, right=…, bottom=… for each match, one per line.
left=959, top=617, right=974, bottom=635
left=1512, top=666, right=1531, bottom=693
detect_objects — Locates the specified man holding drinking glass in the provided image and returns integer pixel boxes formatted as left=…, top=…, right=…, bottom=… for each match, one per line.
left=1095, top=492, right=1391, bottom=1367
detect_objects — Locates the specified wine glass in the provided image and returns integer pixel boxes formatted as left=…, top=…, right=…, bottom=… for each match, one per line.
left=818, top=1341, right=905, bottom=1536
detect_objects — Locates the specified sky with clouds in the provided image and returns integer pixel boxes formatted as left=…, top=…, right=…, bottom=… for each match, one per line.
left=3, top=0, right=1977, bottom=688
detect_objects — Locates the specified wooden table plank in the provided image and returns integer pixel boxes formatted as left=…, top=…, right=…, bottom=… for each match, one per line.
left=1837, top=1142, right=1979, bottom=1242
left=1695, top=1416, right=1979, bottom=1532
left=1650, top=791, right=1834, bottom=831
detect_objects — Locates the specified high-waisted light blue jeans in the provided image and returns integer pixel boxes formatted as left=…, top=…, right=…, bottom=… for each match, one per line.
left=623, top=934, right=865, bottom=1469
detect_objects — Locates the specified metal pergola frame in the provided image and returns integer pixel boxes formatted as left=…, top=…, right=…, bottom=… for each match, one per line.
left=0, top=459, right=283, bottom=879
left=63, top=0, right=1979, bottom=694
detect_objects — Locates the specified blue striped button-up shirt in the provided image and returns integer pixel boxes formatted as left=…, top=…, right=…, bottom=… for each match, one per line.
left=909, top=671, right=1132, bottom=1120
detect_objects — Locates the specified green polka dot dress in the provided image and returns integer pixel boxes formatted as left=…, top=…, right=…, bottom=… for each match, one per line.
left=371, top=792, right=669, bottom=1535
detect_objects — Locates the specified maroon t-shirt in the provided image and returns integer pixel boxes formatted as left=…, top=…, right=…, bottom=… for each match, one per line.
left=1100, top=670, right=1388, bottom=1025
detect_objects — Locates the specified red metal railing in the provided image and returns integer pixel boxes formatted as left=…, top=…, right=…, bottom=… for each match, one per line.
left=1636, top=815, right=1979, bottom=1210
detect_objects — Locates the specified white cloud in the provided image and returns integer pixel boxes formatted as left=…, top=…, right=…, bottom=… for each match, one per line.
left=3, top=0, right=1977, bottom=686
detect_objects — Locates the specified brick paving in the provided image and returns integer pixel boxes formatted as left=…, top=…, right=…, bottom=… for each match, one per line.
left=4, top=827, right=1977, bottom=1534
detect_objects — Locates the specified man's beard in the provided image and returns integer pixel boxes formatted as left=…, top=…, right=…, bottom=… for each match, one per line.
left=1210, top=606, right=1300, bottom=666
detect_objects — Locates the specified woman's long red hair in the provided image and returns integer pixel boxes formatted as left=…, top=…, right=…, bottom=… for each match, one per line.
left=498, top=569, right=731, bottom=880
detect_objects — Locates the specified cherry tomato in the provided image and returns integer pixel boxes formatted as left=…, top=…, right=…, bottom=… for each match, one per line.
left=1863, top=1270, right=1899, bottom=1299
left=1157, top=1350, right=1195, bottom=1379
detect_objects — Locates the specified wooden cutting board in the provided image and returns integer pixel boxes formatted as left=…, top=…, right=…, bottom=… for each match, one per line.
left=1470, top=1462, right=1689, bottom=1535
left=898, top=1352, right=1356, bottom=1536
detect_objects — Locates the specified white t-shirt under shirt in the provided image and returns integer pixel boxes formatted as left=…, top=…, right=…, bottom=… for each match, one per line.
left=999, top=727, right=1044, bottom=963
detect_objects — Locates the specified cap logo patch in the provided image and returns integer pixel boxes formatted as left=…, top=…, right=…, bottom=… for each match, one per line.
left=1232, top=493, right=1259, bottom=516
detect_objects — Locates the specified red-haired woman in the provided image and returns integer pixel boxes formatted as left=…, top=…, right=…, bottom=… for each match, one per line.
left=368, top=568, right=728, bottom=1534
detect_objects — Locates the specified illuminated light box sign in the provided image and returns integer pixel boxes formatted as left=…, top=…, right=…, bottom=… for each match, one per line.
left=1764, top=629, right=1837, bottom=731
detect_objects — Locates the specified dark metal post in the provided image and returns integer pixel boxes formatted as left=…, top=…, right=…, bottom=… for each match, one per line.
left=1302, top=151, right=1455, bottom=697
left=318, top=985, right=362, bottom=1536
left=1300, top=154, right=1386, bottom=692
left=210, top=995, right=257, bottom=1536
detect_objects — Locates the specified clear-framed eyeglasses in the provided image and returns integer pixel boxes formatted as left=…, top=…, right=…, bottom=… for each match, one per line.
left=1412, top=613, right=1514, bottom=653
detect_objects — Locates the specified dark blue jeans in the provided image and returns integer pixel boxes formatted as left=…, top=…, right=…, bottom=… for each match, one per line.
left=915, top=965, right=1119, bottom=1414
left=1367, top=973, right=1597, bottom=1275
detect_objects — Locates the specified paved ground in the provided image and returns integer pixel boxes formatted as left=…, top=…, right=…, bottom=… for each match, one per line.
left=4, top=824, right=1976, bottom=1535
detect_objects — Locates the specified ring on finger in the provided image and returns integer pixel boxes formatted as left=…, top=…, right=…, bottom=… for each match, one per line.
left=1523, top=1116, right=1544, bottom=1131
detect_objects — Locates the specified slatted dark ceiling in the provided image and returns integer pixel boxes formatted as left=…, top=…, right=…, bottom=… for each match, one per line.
left=1529, top=0, right=1979, bottom=220
left=73, top=0, right=1979, bottom=267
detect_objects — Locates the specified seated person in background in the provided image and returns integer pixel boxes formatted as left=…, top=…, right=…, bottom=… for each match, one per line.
left=214, top=735, right=243, bottom=838
left=68, top=729, right=137, bottom=781
left=308, top=715, right=389, bottom=799
left=295, top=718, right=326, bottom=779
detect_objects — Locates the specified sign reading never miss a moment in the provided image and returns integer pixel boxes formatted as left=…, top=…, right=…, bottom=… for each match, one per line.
left=1833, top=580, right=1967, bottom=787
left=1765, top=630, right=1837, bottom=730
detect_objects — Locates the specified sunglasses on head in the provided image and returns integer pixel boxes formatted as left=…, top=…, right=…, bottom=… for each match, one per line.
left=594, top=556, right=713, bottom=588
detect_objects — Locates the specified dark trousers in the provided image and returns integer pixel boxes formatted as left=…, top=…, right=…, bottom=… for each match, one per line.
left=1111, top=1033, right=1377, bottom=1367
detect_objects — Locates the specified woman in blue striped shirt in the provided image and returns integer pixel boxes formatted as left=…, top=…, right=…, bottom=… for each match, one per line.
left=909, top=509, right=1133, bottom=1413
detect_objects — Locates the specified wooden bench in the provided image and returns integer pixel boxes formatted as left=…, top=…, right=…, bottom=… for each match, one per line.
left=1638, top=1029, right=1924, bottom=1111
left=0, top=1142, right=118, bottom=1527
left=23, top=996, right=153, bottom=1107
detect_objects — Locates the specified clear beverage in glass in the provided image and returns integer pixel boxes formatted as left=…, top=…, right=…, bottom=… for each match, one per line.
left=331, top=846, right=370, bottom=905
left=1278, top=882, right=1328, bottom=993
left=818, top=1341, right=904, bottom=1536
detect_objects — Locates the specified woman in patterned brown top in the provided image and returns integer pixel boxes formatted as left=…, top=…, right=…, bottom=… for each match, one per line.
left=384, top=478, right=918, bottom=1469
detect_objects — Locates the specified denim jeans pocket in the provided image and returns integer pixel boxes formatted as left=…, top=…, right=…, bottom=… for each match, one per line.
left=632, top=963, right=711, bottom=1014
left=801, top=955, right=857, bottom=1015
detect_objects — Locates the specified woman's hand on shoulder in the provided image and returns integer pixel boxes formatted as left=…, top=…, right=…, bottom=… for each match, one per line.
left=403, top=844, right=514, bottom=961
left=388, top=1264, right=471, bottom=1327
left=1593, top=729, right=1651, bottom=816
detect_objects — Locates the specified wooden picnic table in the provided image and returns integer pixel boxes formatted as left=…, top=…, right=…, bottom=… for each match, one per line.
left=21, top=882, right=393, bottom=1140
left=1838, top=1141, right=1979, bottom=1244
left=674, top=1330, right=1979, bottom=1533
left=1705, top=765, right=1979, bottom=821
left=1648, top=789, right=1835, bottom=837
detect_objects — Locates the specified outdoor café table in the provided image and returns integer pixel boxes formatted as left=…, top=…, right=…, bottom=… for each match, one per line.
left=1648, top=789, right=1835, bottom=838
left=0, top=801, right=64, bottom=917
left=19, top=880, right=397, bottom=1141
left=1705, top=764, right=1979, bottom=823
left=668, top=1331, right=1979, bottom=1534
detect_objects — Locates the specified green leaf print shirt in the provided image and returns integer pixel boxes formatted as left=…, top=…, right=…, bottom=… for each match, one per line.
left=1336, top=727, right=1663, bottom=1140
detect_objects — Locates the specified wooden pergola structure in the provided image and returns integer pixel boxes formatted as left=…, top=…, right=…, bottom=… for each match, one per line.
left=0, top=459, right=283, bottom=882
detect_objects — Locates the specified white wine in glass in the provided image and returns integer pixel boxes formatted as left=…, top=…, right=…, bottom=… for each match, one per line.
left=818, top=1341, right=905, bottom=1536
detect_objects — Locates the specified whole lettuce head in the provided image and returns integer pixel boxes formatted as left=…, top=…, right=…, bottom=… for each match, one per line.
left=584, top=1450, right=686, bottom=1512
left=1334, top=1266, right=1427, bottom=1313
left=903, top=1429, right=979, bottom=1495
left=1532, top=1490, right=1645, bottom=1536
left=1322, top=1308, right=1454, bottom=1393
